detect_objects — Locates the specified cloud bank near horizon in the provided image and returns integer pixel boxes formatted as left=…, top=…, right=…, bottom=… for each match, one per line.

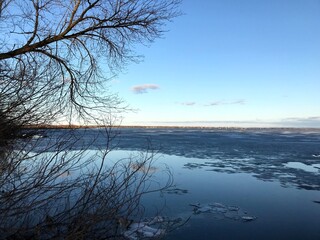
left=124, top=116, right=320, bottom=128
left=279, top=116, right=320, bottom=128
left=131, top=84, right=160, bottom=94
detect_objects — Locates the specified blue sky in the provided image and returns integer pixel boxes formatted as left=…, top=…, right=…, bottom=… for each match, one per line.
left=111, top=0, right=320, bottom=128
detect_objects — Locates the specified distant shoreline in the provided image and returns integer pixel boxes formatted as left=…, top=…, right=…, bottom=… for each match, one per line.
left=22, top=124, right=320, bottom=131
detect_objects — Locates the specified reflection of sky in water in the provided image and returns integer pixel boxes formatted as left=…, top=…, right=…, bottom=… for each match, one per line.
left=24, top=128, right=320, bottom=239
left=109, top=150, right=320, bottom=240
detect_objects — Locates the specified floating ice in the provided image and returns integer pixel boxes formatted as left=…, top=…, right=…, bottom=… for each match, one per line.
left=190, top=202, right=257, bottom=222
left=122, top=216, right=183, bottom=240
left=284, top=162, right=320, bottom=173
left=241, top=216, right=257, bottom=221
left=124, top=223, right=165, bottom=240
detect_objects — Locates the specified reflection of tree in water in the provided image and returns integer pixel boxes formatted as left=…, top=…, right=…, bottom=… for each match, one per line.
left=0, top=130, right=173, bottom=239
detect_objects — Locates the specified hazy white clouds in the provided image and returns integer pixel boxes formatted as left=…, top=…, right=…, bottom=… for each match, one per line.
left=284, top=116, right=320, bottom=122
left=131, top=84, right=160, bottom=94
left=205, top=99, right=246, bottom=107
left=179, top=102, right=196, bottom=106
left=125, top=116, right=320, bottom=128
left=205, top=101, right=221, bottom=106
left=177, top=99, right=246, bottom=107
left=230, top=99, right=246, bottom=105
left=280, top=116, right=320, bottom=128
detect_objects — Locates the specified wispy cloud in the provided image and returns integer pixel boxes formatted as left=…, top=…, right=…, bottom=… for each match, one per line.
left=179, top=102, right=196, bottom=106
left=175, top=99, right=246, bottom=107
left=205, top=101, right=221, bottom=106
left=131, top=84, right=160, bottom=94
left=230, top=99, right=246, bottom=105
left=205, top=99, right=246, bottom=107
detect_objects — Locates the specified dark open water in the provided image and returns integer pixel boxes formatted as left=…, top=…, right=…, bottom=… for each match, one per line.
left=32, top=128, right=320, bottom=239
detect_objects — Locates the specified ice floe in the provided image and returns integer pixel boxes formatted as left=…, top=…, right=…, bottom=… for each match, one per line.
left=122, top=216, right=184, bottom=240
left=123, top=222, right=165, bottom=240
left=284, top=162, right=320, bottom=173
left=190, top=202, right=257, bottom=222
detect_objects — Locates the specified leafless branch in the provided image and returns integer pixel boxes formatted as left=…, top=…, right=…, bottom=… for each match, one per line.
left=0, top=1, right=180, bottom=238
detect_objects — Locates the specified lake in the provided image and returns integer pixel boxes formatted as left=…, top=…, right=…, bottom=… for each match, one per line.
left=29, top=127, right=320, bottom=239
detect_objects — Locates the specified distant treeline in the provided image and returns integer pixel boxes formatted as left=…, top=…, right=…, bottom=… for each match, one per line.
left=22, top=125, right=320, bottom=132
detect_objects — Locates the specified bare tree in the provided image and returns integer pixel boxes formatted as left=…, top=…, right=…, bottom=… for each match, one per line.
left=0, top=0, right=181, bottom=239
left=0, top=128, right=174, bottom=239
left=0, top=0, right=180, bottom=124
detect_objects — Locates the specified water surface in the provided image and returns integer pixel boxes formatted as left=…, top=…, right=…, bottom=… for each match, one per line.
left=29, top=128, right=320, bottom=239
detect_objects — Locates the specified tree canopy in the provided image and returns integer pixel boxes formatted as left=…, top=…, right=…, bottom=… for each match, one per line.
left=0, top=0, right=180, bottom=125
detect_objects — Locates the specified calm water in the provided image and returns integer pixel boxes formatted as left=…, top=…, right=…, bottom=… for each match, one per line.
left=30, top=128, right=320, bottom=239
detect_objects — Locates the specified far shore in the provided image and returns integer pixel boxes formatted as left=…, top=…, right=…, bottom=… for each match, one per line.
left=22, top=124, right=320, bottom=132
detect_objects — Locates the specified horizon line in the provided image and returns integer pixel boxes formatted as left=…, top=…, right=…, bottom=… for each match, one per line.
left=22, top=124, right=320, bottom=130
